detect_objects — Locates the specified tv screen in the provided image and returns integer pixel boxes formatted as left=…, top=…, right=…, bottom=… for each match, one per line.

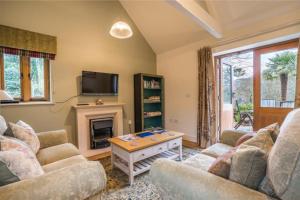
left=81, top=71, right=118, bottom=96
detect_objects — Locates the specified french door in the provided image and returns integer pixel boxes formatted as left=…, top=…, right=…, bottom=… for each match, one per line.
left=217, top=39, right=299, bottom=132
left=253, top=40, right=299, bottom=130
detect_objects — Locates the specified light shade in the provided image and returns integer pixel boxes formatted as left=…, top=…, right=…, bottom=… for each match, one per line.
left=109, top=21, right=133, bottom=39
left=0, top=90, right=14, bottom=101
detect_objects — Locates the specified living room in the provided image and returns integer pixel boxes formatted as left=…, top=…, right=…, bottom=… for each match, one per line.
left=0, top=1, right=300, bottom=200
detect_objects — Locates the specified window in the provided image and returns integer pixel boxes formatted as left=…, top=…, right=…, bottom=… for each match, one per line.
left=0, top=53, right=50, bottom=102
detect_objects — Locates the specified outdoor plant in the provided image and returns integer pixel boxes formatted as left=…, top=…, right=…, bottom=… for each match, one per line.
left=263, top=51, right=297, bottom=101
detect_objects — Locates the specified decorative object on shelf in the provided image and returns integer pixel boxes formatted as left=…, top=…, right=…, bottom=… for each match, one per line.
left=96, top=99, right=104, bottom=105
left=144, top=111, right=162, bottom=117
left=134, top=74, right=164, bottom=132
left=144, top=96, right=161, bottom=103
left=0, top=90, right=19, bottom=104
left=109, top=21, right=133, bottom=39
left=143, top=79, right=160, bottom=89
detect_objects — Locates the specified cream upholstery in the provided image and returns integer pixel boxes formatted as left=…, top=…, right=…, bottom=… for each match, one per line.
left=0, top=162, right=106, bottom=200
left=268, top=108, right=300, bottom=200
left=183, top=153, right=216, bottom=171
left=151, top=159, right=269, bottom=200
left=43, top=155, right=87, bottom=173
left=0, top=127, right=106, bottom=200
left=37, top=143, right=80, bottom=165
left=37, top=129, right=68, bottom=149
left=201, top=143, right=233, bottom=158
left=151, top=109, right=300, bottom=200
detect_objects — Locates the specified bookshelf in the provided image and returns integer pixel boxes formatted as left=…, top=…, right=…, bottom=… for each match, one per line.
left=134, top=73, right=164, bottom=132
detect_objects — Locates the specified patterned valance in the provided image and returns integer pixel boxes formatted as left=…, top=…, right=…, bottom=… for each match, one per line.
left=0, top=46, right=55, bottom=60
left=0, top=25, right=56, bottom=60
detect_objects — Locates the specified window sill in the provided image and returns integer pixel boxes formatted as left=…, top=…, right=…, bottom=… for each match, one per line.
left=0, top=101, right=54, bottom=107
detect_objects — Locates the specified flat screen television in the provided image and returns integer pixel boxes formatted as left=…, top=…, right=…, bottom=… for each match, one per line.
left=81, top=71, right=118, bottom=96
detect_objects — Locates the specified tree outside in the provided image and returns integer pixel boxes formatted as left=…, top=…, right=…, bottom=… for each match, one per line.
left=221, top=51, right=254, bottom=123
left=262, top=50, right=297, bottom=102
left=3, top=54, right=21, bottom=97
left=3, top=54, right=44, bottom=98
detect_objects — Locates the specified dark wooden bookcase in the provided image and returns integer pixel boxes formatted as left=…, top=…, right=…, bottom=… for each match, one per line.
left=134, top=73, right=164, bottom=132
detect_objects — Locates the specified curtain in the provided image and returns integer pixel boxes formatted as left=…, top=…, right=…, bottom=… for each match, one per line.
left=295, top=39, right=300, bottom=108
left=197, top=47, right=217, bottom=148
left=0, top=25, right=56, bottom=59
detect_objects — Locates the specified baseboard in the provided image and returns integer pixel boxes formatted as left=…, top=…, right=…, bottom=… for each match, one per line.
left=183, top=135, right=197, bottom=143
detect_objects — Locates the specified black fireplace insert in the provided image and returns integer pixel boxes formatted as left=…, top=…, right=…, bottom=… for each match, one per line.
left=90, top=118, right=113, bottom=149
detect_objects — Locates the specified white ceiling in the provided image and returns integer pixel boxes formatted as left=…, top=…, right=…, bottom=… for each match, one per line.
left=120, top=0, right=300, bottom=54
left=121, top=1, right=208, bottom=54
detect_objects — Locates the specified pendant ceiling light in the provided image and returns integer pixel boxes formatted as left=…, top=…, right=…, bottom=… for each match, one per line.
left=109, top=21, right=133, bottom=39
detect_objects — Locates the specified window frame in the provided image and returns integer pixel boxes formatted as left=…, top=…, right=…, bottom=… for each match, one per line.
left=0, top=53, right=50, bottom=102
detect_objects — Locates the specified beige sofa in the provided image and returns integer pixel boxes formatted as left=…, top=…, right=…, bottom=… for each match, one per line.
left=151, top=108, right=300, bottom=200
left=0, top=129, right=107, bottom=200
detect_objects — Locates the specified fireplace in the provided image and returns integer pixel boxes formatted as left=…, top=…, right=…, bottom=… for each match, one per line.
left=74, top=103, right=124, bottom=157
left=90, top=118, right=113, bottom=149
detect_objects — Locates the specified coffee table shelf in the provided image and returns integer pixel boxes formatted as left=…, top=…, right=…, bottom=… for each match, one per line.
left=114, top=150, right=179, bottom=177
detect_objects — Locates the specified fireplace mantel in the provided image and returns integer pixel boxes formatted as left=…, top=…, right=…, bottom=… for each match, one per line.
left=73, top=102, right=125, bottom=110
left=73, top=102, right=124, bottom=158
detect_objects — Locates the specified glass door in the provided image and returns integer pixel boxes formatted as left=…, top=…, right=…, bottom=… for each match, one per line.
left=218, top=51, right=254, bottom=132
left=253, top=40, right=299, bottom=130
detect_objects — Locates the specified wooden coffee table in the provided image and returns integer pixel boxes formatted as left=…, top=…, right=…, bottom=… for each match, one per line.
left=109, top=131, right=184, bottom=185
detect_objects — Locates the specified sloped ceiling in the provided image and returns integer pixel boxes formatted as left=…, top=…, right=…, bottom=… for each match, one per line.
left=120, top=0, right=300, bottom=54
left=120, top=1, right=208, bottom=54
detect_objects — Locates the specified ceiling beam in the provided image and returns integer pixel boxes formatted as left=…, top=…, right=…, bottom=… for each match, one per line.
left=168, top=0, right=223, bottom=38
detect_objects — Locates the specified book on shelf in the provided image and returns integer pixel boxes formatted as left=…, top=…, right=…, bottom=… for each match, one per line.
left=143, top=79, right=160, bottom=89
left=144, top=111, right=162, bottom=118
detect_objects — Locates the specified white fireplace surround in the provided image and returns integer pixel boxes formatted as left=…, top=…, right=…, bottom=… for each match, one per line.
left=73, top=103, right=124, bottom=157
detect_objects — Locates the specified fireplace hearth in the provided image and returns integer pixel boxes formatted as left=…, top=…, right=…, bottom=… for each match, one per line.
left=90, top=118, right=113, bottom=149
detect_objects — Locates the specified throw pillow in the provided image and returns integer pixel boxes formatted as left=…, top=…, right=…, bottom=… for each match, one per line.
left=0, top=149, right=44, bottom=180
left=0, top=135, right=30, bottom=150
left=3, top=125, right=14, bottom=137
left=0, top=136, right=44, bottom=181
left=0, top=115, right=7, bottom=135
left=229, top=145, right=267, bottom=190
left=242, top=128, right=274, bottom=154
left=0, top=160, right=20, bottom=186
left=208, top=148, right=237, bottom=179
left=264, top=123, right=280, bottom=143
left=9, top=121, right=40, bottom=153
left=235, top=132, right=256, bottom=147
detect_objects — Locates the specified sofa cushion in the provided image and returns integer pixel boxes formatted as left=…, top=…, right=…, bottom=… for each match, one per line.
left=183, top=153, right=216, bottom=171
left=201, top=143, right=233, bottom=158
left=229, top=145, right=267, bottom=190
left=9, top=122, right=40, bottom=154
left=268, top=108, right=300, bottom=200
left=264, top=123, right=280, bottom=143
left=235, top=132, right=256, bottom=147
left=0, top=160, right=20, bottom=186
left=208, top=147, right=237, bottom=178
left=43, top=155, right=87, bottom=173
left=0, top=136, right=44, bottom=182
left=242, top=128, right=274, bottom=154
left=37, top=143, right=80, bottom=165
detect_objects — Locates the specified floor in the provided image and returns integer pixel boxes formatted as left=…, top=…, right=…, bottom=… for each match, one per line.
left=99, top=147, right=201, bottom=200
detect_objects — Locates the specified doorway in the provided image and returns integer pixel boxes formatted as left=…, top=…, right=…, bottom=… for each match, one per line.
left=253, top=40, right=298, bottom=130
left=216, top=40, right=299, bottom=131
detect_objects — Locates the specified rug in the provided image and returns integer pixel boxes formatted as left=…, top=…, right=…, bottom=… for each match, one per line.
left=100, top=147, right=201, bottom=200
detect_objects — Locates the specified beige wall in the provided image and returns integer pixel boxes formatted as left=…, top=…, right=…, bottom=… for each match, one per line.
left=158, top=22, right=300, bottom=142
left=0, top=1, right=156, bottom=143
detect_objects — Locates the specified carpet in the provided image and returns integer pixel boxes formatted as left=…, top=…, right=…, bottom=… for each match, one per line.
left=100, top=147, right=201, bottom=200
